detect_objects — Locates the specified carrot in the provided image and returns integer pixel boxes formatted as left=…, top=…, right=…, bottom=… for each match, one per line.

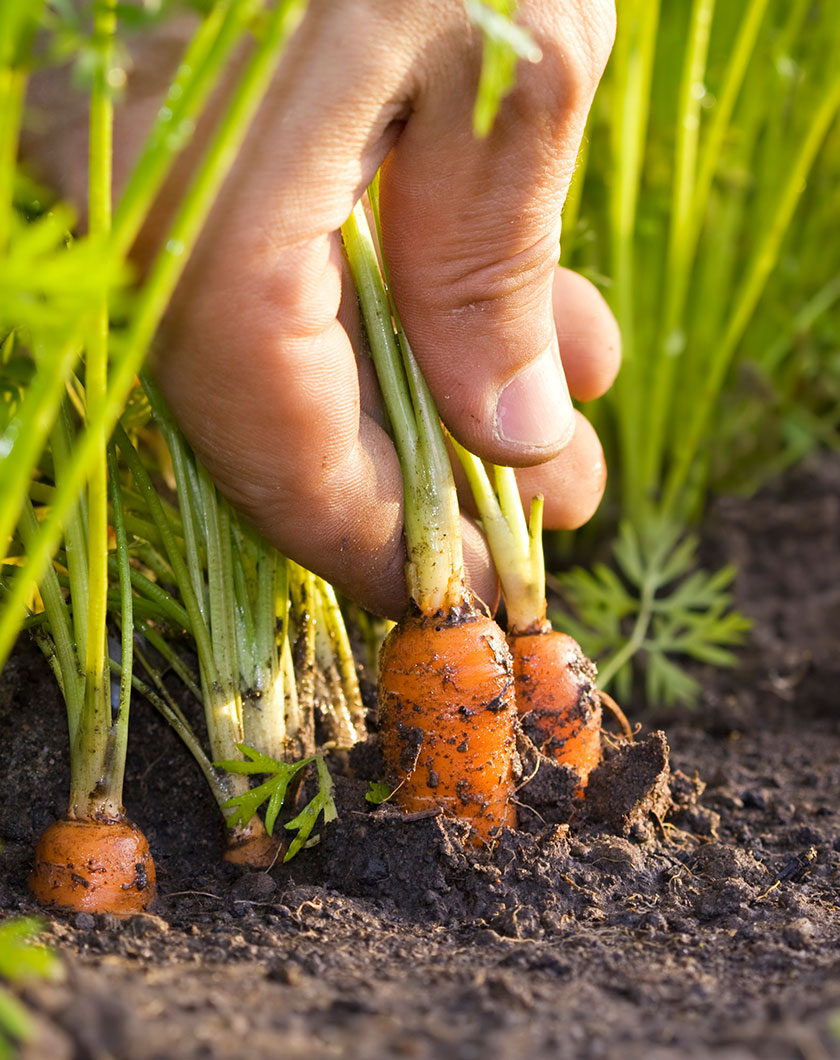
left=453, top=444, right=605, bottom=789
left=342, top=195, right=517, bottom=841
left=28, top=817, right=156, bottom=916
left=510, top=629, right=602, bottom=783
left=379, top=608, right=517, bottom=839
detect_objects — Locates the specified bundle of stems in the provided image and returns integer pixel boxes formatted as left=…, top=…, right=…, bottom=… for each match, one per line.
left=16, top=0, right=156, bottom=914
left=554, top=0, right=840, bottom=703
left=342, top=192, right=518, bottom=843
left=112, top=378, right=361, bottom=864
left=0, top=0, right=307, bottom=903
left=568, top=0, right=840, bottom=524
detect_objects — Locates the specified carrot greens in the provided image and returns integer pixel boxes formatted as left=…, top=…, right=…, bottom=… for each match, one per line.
left=557, top=0, right=840, bottom=703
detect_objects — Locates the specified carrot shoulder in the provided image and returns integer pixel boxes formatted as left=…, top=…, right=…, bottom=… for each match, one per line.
left=28, top=817, right=156, bottom=915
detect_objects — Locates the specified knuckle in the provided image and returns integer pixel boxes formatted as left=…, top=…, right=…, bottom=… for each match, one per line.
left=435, top=230, right=561, bottom=317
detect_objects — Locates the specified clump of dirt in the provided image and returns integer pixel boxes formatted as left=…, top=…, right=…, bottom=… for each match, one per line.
left=1, top=453, right=840, bottom=1060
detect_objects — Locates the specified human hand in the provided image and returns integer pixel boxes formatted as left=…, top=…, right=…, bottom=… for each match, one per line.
left=30, top=0, right=619, bottom=618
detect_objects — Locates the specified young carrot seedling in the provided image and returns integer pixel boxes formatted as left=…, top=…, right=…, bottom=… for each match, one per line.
left=342, top=194, right=518, bottom=843
left=18, top=1, right=157, bottom=915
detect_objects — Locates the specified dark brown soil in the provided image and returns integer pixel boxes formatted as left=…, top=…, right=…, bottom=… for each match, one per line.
left=2, top=454, right=840, bottom=1060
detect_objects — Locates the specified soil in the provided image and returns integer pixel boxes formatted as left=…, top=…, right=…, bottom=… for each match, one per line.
left=2, top=453, right=840, bottom=1060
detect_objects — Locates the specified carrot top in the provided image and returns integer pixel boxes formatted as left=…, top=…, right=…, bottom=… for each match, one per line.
left=452, top=441, right=548, bottom=634
left=341, top=193, right=466, bottom=615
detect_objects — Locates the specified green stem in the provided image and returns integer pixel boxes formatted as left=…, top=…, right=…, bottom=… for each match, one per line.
left=596, top=565, right=657, bottom=690
left=75, top=0, right=117, bottom=817
left=0, top=339, right=82, bottom=571
left=452, top=440, right=546, bottom=632
left=316, top=578, right=365, bottom=733
left=341, top=199, right=465, bottom=613
left=606, top=0, right=662, bottom=524
left=135, top=619, right=203, bottom=704
left=111, top=0, right=262, bottom=260
left=18, top=500, right=84, bottom=742
left=643, top=0, right=715, bottom=497
left=662, top=61, right=840, bottom=514
left=104, top=441, right=132, bottom=804
left=114, top=654, right=232, bottom=807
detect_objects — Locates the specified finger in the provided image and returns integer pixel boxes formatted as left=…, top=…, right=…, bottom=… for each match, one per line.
left=553, top=266, right=621, bottom=401
left=153, top=3, right=440, bottom=617
left=379, top=0, right=616, bottom=467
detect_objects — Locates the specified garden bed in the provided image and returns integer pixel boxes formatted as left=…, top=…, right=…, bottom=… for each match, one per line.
left=1, top=453, right=839, bottom=1060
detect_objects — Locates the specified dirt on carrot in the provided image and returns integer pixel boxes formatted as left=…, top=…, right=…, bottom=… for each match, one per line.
left=378, top=604, right=519, bottom=841
left=27, top=816, right=156, bottom=915
left=510, top=629, right=603, bottom=788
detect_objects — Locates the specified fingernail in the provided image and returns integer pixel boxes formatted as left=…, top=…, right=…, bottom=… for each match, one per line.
left=495, top=345, right=574, bottom=453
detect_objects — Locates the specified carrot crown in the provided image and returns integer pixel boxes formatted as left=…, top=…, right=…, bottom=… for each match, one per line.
left=341, top=191, right=466, bottom=615
left=452, top=441, right=548, bottom=634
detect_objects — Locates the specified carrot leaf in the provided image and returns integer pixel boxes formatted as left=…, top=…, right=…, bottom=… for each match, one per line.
left=365, top=781, right=392, bottom=805
left=216, top=746, right=337, bottom=861
left=553, top=519, right=751, bottom=707
left=283, top=758, right=337, bottom=862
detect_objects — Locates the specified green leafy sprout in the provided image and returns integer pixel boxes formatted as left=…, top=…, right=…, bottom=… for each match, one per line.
left=554, top=520, right=752, bottom=707
left=365, top=781, right=392, bottom=805
left=216, top=746, right=337, bottom=862
left=0, top=917, right=59, bottom=1060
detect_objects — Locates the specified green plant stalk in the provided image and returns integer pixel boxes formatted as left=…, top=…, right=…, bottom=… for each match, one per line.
left=106, top=559, right=192, bottom=632
left=687, top=0, right=770, bottom=255
left=643, top=0, right=715, bottom=496
left=239, top=535, right=288, bottom=761
left=452, top=439, right=546, bottom=633
left=104, top=442, right=132, bottom=802
left=0, top=0, right=306, bottom=670
left=111, top=653, right=230, bottom=808
left=111, top=0, right=262, bottom=259
left=0, top=339, right=81, bottom=572
left=0, top=0, right=43, bottom=254
left=310, top=580, right=358, bottom=748
left=134, top=619, right=203, bottom=704
left=761, top=273, right=840, bottom=376
left=114, top=422, right=243, bottom=802
left=18, top=500, right=84, bottom=741
left=595, top=564, right=656, bottom=690
left=662, top=61, right=840, bottom=515
left=606, top=0, right=662, bottom=524
left=560, top=132, right=590, bottom=262
left=74, top=0, right=117, bottom=816
left=196, top=465, right=243, bottom=763
left=342, top=200, right=465, bottom=613
left=287, top=562, right=316, bottom=755
left=49, top=404, right=89, bottom=656
left=316, top=578, right=365, bottom=734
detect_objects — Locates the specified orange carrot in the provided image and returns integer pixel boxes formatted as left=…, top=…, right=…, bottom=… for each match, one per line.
left=28, top=817, right=156, bottom=915
left=453, top=445, right=606, bottom=788
left=379, top=607, right=517, bottom=840
left=509, top=628, right=602, bottom=786
left=342, top=197, right=517, bottom=841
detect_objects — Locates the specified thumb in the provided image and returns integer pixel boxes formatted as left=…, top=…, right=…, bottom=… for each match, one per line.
left=379, top=0, right=615, bottom=466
